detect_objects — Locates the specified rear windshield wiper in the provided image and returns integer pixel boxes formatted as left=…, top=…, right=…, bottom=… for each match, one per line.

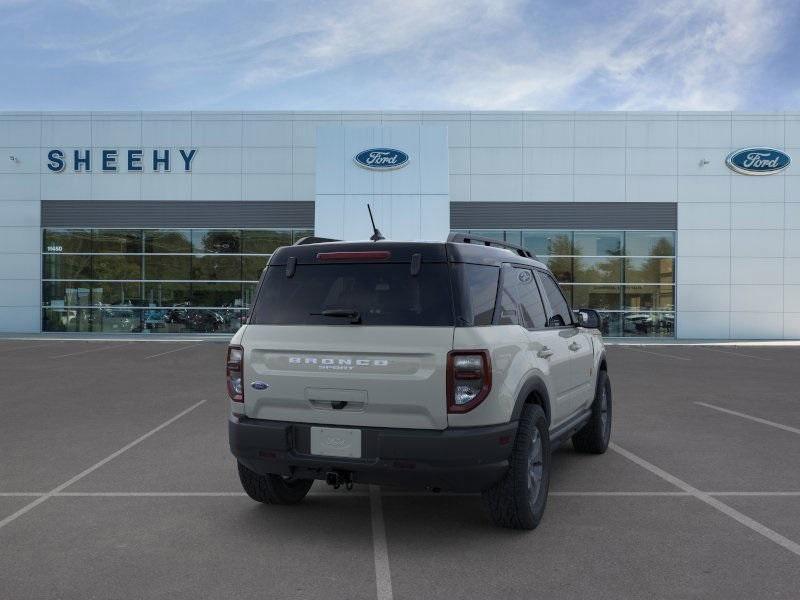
left=311, top=308, right=362, bottom=324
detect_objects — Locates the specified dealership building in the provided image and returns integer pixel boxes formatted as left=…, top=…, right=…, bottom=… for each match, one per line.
left=0, top=110, right=798, bottom=339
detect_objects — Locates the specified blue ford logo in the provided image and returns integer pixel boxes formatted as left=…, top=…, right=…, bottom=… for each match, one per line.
left=726, top=147, right=790, bottom=175
left=354, top=148, right=409, bottom=170
left=251, top=381, right=269, bottom=390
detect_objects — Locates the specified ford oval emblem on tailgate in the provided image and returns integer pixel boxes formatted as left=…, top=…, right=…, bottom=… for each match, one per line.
left=251, top=381, right=270, bottom=390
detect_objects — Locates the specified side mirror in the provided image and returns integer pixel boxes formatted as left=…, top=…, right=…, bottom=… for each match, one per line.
left=574, top=309, right=600, bottom=329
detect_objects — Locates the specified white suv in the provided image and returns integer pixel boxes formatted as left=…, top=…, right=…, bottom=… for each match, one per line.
left=227, top=234, right=612, bottom=529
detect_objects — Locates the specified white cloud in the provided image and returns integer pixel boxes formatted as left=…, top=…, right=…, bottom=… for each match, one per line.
left=235, top=0, right=520, bottom=90
left=2, top=0, right=794, bottom=109
left=431, top=0, right=786, bottom=110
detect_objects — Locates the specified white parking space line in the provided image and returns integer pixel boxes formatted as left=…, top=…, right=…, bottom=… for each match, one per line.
left=142, top=344, right=203, bottom=360
left=55, top=492, right=245, bottom=497
left=370, top=485, right=394, bottom=600
left=695, top=347, right=772, bottom=361
left=707, top=492, right=800, bottom=496
left=621, top=346, right=691, bottom=361
left=50, top=342, right=134, bottom=358
left=696, top=402, right=800, bottom=436
left=0, top=400, right=206, bottom=532
left=550, top=491, right=691, bottom=496
left=610, top=442, right=800, bottom=558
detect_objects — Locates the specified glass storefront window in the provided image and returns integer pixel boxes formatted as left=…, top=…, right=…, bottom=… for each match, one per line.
left=162, top=307, right=239, bottom=333
left=43, top=308, right=94, bottom=332
left=623, top=312, right=675, bottom=337
left=41, top=227, right=675, bottom=337
left=624, top=257, right=674, bottom=284
left=93, top=230, right=142, bottom=253
left=43, top=281, right=143, bottom=307
left=192, top=229, right=241, bottom=253
left=43, top=254, right=93, bottom=279
left=570, top=285, right=623, bottom=310
left=144, top=255, right=192, bottom=280
left=573, top=257, right=622, bottom=284
left=92, top=255, right=142, bottom=280
left=191, top=255, right=243, bottom=281
left=93, top=307, right=142, bottom=333
left=625, top=231, right=675, bottom=256
left=574, top=231, right=623, bottom=256
left=42, top=227, right=310, bottom=334
left=624, top=285, right=675, bottom=311
left=144, top=230, right=191, bottom=253
left=190, top=282, right=243, bottom=307
left=541, top=256, right=573, bottom=283
left=43, top=229, right=92, bottom=253
left=521, top=231, right=573, bottom=256
left=511, top=228, right=675, bottom=337
left=143, top=282, right=192, bottom=307
left=242, top=230, right=292, bottom=254
left=597, top=312, right=622, bottom=337
left=42, top=307, right=246, bottom=334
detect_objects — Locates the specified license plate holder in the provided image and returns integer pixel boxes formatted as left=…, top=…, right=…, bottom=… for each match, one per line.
left=310, top=426, right=362, bottom=458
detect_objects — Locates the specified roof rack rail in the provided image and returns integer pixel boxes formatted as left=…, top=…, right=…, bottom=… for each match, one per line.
left=293, top=236, right=341, bottom=245
left=447, top=233, right=536, bottom=259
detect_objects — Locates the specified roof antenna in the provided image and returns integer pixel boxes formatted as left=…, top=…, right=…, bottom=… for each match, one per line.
left=367, top=203, right=385, bottom=241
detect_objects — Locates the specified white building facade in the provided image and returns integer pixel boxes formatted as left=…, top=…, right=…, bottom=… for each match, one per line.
left=0, top=111, right=798, bottom=339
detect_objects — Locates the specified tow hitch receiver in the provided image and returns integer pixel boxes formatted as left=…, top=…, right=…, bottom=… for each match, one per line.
left=325, top=470, right=354, bottom=490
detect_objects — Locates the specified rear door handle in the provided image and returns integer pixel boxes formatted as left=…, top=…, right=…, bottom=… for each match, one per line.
left=568, top=342, right=581, bottom=351
left=537, top=347, right=554, bottom=358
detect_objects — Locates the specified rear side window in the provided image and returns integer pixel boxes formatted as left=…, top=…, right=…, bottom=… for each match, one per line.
left=497, top=265, right=547, bottom=329
left=538, top=271, right=573, bottom=326
left=451, top=263, right=499, bottom=326
left=249, top=263, right=454, bottom=326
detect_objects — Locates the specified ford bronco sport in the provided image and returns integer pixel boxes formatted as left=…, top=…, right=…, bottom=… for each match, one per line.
left=228, top=233, right=611, bottom=530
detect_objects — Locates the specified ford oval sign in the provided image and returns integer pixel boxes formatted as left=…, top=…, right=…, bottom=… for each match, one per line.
left=354, top=148, right=409, bottom=170
left=726, top=147, right=790, bottom=175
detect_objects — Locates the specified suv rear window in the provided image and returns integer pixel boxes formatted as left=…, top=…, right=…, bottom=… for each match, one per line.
left=249, top=263, right=454, bottom=326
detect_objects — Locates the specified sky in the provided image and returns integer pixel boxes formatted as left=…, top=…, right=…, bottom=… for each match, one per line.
left=1, top=0, right=799, bottom=111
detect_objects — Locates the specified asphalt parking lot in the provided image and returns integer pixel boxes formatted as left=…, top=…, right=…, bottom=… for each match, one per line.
left=1, top=338, right=799, bottom=599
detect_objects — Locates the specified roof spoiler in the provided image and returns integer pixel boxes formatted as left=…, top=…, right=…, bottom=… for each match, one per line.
left=293, top=236, right=341, bottom=245
left=447, top=233, right=537, bottom=259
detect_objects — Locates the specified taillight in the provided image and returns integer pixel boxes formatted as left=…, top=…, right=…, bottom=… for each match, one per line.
left=226, top=345, right=244, bottom=402
left=316, top=251, right=391, bottom=261
left=447, top=350, right=492, bottom=413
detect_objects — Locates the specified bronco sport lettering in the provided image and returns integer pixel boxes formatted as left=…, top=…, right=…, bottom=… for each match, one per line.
left=288, top=357, right=389, bottom=366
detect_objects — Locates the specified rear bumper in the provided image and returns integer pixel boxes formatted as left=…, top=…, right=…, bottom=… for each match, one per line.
left=229, top=415, right=517, bottom=492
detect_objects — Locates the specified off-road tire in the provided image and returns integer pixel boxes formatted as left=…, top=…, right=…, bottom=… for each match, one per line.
left=482, top=404, right=550, bottom=530
left=572, top=370, right=612, bottom=454
left=237, top=462, right=314, bottom=505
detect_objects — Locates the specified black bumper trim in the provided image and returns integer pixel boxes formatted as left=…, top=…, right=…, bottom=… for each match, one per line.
left=229, top=416, right=517, bottom=492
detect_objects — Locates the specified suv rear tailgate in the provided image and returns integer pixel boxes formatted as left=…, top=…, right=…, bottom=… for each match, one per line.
left=241, top=325, right=453, bottom=430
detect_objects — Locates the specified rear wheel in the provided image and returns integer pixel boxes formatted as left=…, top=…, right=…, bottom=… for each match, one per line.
left=237, top=462, right=314, bottom=505
left=482, top=404, right=550, bottom=530
left=572, top=370, right=612, bottom=454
